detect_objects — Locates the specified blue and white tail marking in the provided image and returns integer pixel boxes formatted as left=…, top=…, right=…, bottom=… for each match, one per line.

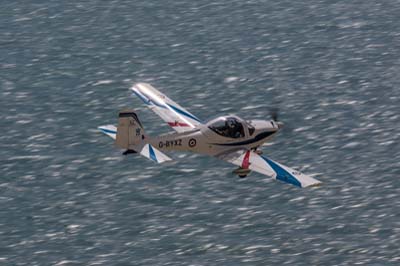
left=99, top=126, right=171, bottom=163
left=140, top=144, right=172, bottom=163
left=98, top=125, right=117, bottom=139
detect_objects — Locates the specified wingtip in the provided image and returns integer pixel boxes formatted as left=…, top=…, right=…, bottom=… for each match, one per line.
left=98, top=126, right=107, bottom=132
left=98, top=125, right=117, bottom=137
left=306, top=182, right=322, bottom=188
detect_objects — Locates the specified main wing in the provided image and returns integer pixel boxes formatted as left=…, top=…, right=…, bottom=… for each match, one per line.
left=131, top=83, right=202, bottom=133
left=219, top=150, right=321, bottom=188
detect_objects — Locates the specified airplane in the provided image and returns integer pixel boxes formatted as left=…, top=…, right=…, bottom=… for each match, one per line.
left=98, top=83, right=321, bottom=188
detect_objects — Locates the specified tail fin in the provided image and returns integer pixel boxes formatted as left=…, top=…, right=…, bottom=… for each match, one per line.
left=115, top=109, right=172, bottom=163
left=115, top=109, right=145, bottom=149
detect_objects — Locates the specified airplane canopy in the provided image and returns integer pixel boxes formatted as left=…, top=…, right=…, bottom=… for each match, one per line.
left=207, top=116, right=247, bottom=139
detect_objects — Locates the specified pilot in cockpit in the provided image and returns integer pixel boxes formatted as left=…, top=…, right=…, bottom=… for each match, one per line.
left=227, top=119, right=244, bottom=138
left=208, top=117, right=245, bottom=139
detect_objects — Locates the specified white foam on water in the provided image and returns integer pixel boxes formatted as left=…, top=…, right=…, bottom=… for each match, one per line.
left=92, top=80, right=114, bottom=86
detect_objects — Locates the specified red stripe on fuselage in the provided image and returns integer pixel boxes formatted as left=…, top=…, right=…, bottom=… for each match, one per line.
left=168, top=122, right=190, bottom=127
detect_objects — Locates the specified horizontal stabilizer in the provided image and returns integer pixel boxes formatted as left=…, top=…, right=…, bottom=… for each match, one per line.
left=98, top=125, right=117, bottom=139
left=99, top=113, right=171, bottom=163
left=139, top=144, right=172, bottom=163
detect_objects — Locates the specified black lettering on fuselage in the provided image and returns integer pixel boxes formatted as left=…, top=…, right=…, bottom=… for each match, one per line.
left=159, top=139, right=182, bottom=148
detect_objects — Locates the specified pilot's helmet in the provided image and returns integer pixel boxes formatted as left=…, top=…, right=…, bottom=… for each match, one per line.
left=227, top=119, right=236, bottom=128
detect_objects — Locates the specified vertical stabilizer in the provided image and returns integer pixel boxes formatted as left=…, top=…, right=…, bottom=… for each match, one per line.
left=115, top=109, right=145, bottom=149
left=106, top=109, right=172, bottom=163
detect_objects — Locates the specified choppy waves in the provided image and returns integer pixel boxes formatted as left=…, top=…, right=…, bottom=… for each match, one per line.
left=1, top=0, right=400, bottom=265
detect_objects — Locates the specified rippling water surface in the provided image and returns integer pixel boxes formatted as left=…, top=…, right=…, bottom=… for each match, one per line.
left=1, top=1, right=400, bottom=265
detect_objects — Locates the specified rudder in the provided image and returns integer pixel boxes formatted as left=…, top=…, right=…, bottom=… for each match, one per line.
left=115, top=109, right=145, bottom=149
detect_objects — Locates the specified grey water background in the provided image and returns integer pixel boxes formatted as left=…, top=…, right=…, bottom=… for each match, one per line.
left=1, top=0, right=400, bottom=265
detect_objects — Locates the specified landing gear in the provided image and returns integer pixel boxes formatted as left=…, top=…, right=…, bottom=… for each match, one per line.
left=251, top=147, right=263, bottom=155
left=123, top=149, right=137, bottom=155
left=233, top=167, right=251, bottom=178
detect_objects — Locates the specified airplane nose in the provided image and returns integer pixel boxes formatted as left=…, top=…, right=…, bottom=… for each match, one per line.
left=249, top=119, right=282, bottom=132
left=270, top=120, right=282, bottom=130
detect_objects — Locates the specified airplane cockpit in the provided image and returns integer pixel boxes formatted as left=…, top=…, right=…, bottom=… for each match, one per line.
left=207, top=116, right=254, bottom=139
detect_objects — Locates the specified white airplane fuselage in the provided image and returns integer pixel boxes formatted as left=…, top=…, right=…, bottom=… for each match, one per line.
left=147, top=116, right=280, bottom=157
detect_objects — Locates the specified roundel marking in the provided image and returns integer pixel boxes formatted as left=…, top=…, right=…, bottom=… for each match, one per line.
left=188, top=138, right=197, bottom=148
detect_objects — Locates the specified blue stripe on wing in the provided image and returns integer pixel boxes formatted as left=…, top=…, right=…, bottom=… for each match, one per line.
left=167, top=104, right=201, bottom=123
left=132, top=90, right=167, bottom=109
left=131, top=90, right=151, bottom=105
left=261, top=156, right=302, bottom=187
